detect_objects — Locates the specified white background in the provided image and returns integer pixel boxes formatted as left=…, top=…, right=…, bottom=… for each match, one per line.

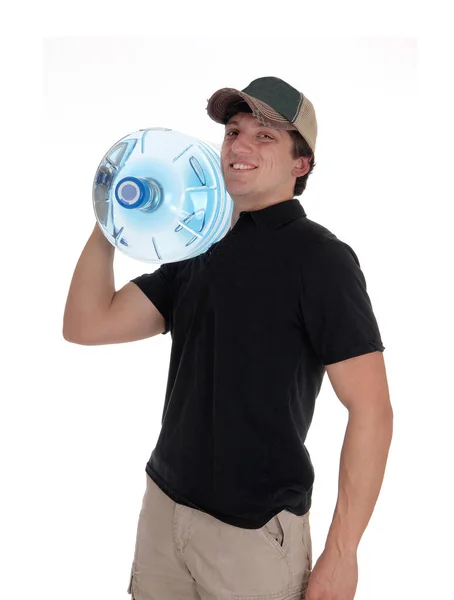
left=2, top=4, right=454, bottom=600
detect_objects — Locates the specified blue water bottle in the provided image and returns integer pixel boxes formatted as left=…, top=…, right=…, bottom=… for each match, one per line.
left=93, top=127, right=233, bottom=263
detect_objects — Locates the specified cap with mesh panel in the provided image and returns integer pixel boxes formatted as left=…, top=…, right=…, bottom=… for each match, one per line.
left=206, top=76, right=317, bottom=155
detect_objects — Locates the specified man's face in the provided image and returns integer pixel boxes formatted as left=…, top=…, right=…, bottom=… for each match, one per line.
left=220, top=112, right=309, bottom=205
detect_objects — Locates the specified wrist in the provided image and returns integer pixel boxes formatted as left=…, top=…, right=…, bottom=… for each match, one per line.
left=324, top=520, right=360, bottom=557
left=93, top=222, right=114, bottom=248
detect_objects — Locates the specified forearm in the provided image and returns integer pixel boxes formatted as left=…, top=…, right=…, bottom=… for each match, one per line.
left=63, top=223, right=116, bottom=339
left=324, top=407, right=393, bottom=555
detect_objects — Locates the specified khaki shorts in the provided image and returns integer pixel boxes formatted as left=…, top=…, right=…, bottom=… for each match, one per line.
left=127, top=473, right=312, bottom=599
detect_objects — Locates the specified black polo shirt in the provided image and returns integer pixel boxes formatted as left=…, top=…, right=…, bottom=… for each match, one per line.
left=131, top=198, right=385, bottom=529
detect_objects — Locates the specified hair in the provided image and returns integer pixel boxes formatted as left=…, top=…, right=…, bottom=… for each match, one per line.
left=223, top=101, right=316, bottom=196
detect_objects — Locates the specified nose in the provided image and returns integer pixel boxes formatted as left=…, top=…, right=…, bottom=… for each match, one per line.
left=231, top=132, right=254, bottom=154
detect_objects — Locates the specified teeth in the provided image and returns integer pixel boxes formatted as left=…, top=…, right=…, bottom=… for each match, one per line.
left=232, top=163, right=255, bottom=170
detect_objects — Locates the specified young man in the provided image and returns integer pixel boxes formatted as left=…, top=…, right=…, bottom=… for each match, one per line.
left=63, top=76, right=393, bottom=600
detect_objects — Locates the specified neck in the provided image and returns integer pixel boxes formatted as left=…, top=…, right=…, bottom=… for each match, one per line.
left=229, top=196, right=294, bottom=229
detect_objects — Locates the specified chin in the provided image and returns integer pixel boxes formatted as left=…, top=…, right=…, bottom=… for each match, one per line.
left=226, top=184, right=251, bottom=196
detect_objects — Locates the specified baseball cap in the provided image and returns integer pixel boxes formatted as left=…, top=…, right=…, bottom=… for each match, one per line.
left=206, top=76, right=317, bottom=155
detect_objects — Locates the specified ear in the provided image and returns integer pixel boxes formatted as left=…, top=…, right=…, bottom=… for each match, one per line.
left=292, top=156, right=310, bottom=178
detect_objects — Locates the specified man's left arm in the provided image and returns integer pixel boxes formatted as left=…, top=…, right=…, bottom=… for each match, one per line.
left=306, top=350, right=393, bottom=600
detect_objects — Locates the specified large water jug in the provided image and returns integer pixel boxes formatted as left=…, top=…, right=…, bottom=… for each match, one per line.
left=93, top=127, right=233, bottom=263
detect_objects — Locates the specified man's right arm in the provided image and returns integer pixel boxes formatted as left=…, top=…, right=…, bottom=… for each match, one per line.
left=62, top=223, right=165, bottom=345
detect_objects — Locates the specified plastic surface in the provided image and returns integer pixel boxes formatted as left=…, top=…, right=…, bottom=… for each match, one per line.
left=93, top=128, right=233, bottom=263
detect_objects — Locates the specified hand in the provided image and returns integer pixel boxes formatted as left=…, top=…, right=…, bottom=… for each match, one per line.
left=306, top=547, right=358, bottom=600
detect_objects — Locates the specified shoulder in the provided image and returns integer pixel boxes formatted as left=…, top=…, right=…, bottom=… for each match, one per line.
left=289, top=216, right=360, bottom=267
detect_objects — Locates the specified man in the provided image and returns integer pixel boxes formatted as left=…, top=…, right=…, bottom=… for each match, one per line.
left=63, top=76, right=393, bottom=600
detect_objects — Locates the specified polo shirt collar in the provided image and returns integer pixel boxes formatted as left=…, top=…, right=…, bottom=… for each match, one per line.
left=239, top=198, right=306, bottom=229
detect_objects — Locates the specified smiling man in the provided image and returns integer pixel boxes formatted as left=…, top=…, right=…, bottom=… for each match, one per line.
left=215, top=81, right=315, bottom=229
left=63, top=76, right=392, bottom=600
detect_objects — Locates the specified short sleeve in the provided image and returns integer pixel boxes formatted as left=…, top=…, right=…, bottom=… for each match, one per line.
left=299, top=240, right=385, bottom=365
left=131, top=261, right=180, bottom=335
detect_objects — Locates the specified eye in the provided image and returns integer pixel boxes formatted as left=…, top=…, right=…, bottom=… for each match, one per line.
left=225, top=131, right=274, bottom=140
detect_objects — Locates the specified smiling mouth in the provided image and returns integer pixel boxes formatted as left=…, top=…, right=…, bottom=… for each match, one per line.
left=229, top=164, right=257, bottom=172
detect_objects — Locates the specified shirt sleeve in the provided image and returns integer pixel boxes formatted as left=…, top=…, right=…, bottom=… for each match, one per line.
left=299, top=239, right=385, bottom=365
left=130, top=261, right=180, bottom=335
